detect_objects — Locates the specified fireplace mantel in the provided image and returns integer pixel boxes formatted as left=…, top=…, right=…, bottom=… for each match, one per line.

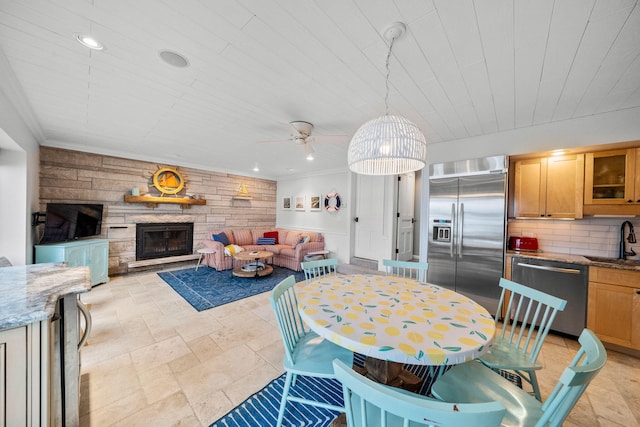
left=124, top=195, right=206, bottom=208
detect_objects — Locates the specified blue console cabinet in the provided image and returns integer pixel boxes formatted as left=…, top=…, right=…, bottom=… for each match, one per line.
left=35, top=239, right=109, bottom=286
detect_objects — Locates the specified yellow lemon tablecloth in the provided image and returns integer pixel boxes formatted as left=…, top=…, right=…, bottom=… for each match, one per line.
left=297, top=274, right=496, bottom=365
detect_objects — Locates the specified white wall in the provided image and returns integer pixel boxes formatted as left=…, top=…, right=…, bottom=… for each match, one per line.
left=0, top=146, right=25, bottom=264
left=0, top=88, right=40, bottom=265
left=276, top=168, right=352, bottom=263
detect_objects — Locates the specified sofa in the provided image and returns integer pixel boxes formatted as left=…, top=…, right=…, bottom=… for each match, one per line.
left=201, top=228, right=325, bottom=272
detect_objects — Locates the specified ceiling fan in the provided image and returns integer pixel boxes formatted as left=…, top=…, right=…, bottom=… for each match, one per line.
left=258, top=121, right=348, bottom=159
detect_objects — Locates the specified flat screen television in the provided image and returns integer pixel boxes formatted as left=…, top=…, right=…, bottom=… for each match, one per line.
left=41, top=203, right=104, bottom=244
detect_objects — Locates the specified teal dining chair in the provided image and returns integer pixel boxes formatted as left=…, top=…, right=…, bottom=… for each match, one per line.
left=333, top=359, right=506, bottom=427
left=301, top=257, right=338, bottom=283
left=431, top=328, right=607, bottom=427
left=382, top=259, right=428, bottom=282
left=270, top=275, right=353, bottom=427
left=479, top=278, right=567, bottom=401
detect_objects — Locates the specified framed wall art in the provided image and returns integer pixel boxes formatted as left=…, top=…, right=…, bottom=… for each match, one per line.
left=309, top=195, right=322, bottom=211
left=295, top=196, right=305, bottom=211
left=282, top=196, right=292, bottom=210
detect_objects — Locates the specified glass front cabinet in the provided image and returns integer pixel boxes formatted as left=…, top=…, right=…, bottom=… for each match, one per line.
left=584, top=148, right=640, bottom=215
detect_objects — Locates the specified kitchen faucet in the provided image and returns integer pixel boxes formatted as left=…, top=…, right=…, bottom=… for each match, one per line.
left=619, top=221, right=637, bottom=260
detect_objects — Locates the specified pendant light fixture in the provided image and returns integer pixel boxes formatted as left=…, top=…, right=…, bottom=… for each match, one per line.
left=348, top=22, right=427, bottom=175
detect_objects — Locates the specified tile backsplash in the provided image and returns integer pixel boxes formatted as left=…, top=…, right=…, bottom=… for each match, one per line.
left=507, top=217, right=639, bottom=259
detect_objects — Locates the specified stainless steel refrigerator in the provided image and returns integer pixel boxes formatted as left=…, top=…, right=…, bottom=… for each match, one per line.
left=427, top=156, right=507, bottom=314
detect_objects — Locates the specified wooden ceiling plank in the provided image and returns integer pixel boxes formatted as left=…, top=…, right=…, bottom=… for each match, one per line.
left=552, top=3, right=635, bottom=121
left=533, top=0, right=594, bottom=125
left=513, top=0, right=555, bottom=128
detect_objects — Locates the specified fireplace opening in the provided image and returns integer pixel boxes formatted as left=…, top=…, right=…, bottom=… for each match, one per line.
left=136, top=223, right=194, bottom=261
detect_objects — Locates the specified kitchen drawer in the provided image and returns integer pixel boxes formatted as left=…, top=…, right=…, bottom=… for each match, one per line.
left=590, top=266, right=640, bottom=288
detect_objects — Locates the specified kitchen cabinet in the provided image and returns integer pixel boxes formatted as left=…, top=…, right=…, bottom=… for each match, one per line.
left=0, top=322, right=48, bottom=426
left=513, top=154, right=584, bottom=219
left=584, top=148, right=640, bottom=215
left=1, top=264, right=90, bottom=426
left=587, top=266, right=640, bottom=351
left=35, top=238, right=109, bottom=286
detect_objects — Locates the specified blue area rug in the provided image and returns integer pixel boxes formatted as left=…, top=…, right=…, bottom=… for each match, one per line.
left=209, top=354, right=444, bottom=427
left=158, top=266, right=305, bottom=311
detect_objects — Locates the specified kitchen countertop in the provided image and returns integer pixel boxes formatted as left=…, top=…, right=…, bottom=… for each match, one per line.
left=506, top=250, right=640, bottom=272
left=0, top=263, right=91, bottom=330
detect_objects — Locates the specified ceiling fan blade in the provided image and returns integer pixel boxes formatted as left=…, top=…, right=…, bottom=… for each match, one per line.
left=311, top=135, right=349, bottom=144
left=256, top=138, right=293, bottom=144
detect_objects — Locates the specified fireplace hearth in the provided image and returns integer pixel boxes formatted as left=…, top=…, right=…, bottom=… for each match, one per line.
left=136, top=223, right=194, bottom=261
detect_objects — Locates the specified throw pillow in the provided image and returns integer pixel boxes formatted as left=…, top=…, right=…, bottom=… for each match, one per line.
left=212, top=232, right=230, bottom=246
left=224, top=244, right=243, bottom=256
left=256, top=237, right=276, bottom=245
left=264, top=231, right=279, bottom=244
left=292, top=234, right=310, bottom=249
left=284, top=232, right=301, bottom=247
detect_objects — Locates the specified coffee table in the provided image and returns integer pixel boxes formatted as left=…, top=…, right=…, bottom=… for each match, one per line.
left=232, top=250, right=274, bottom=278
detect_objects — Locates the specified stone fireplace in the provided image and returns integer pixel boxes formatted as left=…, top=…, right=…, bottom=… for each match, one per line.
left=135, top=222, right=194, bottom=261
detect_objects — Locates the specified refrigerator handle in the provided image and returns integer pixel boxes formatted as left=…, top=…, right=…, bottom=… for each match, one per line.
left=458, top=203, right=464, bottom=257
left=450, top=203, right=456, bottom=257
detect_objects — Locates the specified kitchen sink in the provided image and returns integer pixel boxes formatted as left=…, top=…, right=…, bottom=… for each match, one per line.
left=583, top=255, right=640, bottom=266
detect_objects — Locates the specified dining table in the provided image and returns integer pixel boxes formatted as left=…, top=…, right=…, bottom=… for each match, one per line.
left=296, top=274, right=496, bottom=387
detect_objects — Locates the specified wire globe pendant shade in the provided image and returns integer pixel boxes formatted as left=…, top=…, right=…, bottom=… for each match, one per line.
left=348, top=22, right=427, bottom=175
left=348, top=114, right=427, bottom=175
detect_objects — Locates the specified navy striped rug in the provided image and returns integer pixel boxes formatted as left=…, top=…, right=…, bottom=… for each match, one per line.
left=209, top=354, right=443, bottom=427
left=210, top=374, right=343, bottom=427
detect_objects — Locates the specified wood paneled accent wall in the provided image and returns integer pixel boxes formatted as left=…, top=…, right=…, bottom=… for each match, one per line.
left=39, top=147, right=276, bottom=275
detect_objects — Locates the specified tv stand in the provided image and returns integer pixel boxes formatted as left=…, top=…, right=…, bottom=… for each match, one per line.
left=35, top=239, right=109, bottom=286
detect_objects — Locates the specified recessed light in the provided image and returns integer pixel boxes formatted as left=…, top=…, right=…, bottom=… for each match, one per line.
left=551, top=150, right=566, bottom=156
left=76, top=35, right=104, bottom=50
left=159, top=50, right=190, bottom=68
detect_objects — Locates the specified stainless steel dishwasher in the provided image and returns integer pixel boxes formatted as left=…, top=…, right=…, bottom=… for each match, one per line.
left=511, top=256, right=588, bottom=337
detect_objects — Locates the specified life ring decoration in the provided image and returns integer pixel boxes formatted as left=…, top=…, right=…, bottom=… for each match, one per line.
left=324, top=192, right=341, bottom=212
left=151, top=167, right=185, bottom=195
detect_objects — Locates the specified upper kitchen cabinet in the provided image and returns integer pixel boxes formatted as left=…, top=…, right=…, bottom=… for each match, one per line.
left=584, top=148, right=640, bottom=215
left=513, top=154, right=584, bottom=219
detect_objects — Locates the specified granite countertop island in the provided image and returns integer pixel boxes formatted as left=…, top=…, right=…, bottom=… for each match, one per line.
left=0, top=263, right=91, bottom=330
left=506, top=250, right=640, bottom=271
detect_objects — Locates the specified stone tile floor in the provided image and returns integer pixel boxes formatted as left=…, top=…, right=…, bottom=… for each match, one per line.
left=79, top=269, right=640, bottom=426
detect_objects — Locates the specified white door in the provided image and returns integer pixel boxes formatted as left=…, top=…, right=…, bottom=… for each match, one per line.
left=354, top=174, right=385, bottom=260
left=396, top=173, right=415, bottom=261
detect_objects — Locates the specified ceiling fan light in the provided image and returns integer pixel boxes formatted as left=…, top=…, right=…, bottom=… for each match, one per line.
left=348, top=115, right=427, bottom=175
left=303, top=143, right=314, bottom=161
